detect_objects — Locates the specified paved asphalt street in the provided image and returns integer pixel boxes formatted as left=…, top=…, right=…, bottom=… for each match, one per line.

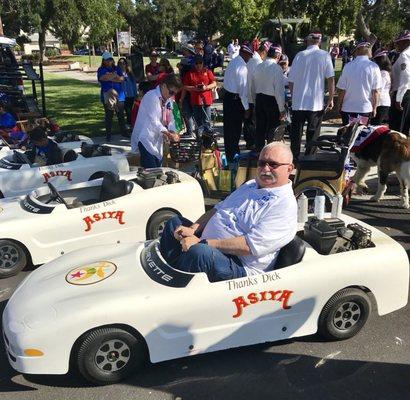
left=0, top=115, right=409, bottom=399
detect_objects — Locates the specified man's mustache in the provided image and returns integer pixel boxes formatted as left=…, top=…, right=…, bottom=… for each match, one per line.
left=260, top=172, right=275, bottom=178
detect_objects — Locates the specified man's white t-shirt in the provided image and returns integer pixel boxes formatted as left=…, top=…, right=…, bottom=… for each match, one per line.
left=337, top=55, right=382, bottom=113
left=200, top=180, right=297, bottom=275
left=288, top=45, right=334, bottom=111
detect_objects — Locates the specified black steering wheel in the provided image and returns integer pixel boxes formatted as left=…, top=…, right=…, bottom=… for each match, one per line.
left=13, top=150, right=32, bottom=166
left=46, top=182, right=69, bottom=207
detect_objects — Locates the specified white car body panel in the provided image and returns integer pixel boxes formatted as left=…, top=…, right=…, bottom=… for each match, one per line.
left=0, top=169, right=205, bottom=265
left=0, top=150, right=130, bottom=198
left=2, top=214, right=408, bottom=375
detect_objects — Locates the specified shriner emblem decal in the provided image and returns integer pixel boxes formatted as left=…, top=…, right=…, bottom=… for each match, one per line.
left=66, top=261, right=117, bottom=285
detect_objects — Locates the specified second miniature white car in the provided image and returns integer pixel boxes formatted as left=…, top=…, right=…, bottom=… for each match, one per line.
left=0, top=168, right=205, bottom=277
left=0, top=143, right=130, bottom=198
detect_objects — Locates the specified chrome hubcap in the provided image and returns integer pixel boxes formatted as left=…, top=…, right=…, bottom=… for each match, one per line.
left=333, top=301, right=361, bottom=330
left=95, top=339, right=130, bottom=372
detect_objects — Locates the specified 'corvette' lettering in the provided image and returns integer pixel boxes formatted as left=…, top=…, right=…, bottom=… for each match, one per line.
left=232, top=289, right=293, bottom=318
left=42, top=170, right=73, bottom=183
left=83, top=210, right=125, bottom=232
left=146, top=250, right=173, bottom=281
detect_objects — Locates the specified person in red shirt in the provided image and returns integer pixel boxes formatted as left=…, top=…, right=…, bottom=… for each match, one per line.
left=145, top=50, right=160, bottom=78
left=180, top=55, right=216, bottom=136
left=130, top=81, right=152, bottom=127
left=154, top=58, right=175, bottom=87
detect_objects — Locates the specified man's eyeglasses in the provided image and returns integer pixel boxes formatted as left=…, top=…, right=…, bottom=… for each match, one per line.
left=257, top=159, right=291, bottom=169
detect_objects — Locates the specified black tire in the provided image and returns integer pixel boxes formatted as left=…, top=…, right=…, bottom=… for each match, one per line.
left=0, top=240, right=27, bottom=278
left=88, top=172, right=105, bottom=181
left=0, top=191, right=3, bottom=199
left=76, top=327, right=146, bottom=385
left=318, top=288, right=371, bottom=340
left=146, top=210, right=178, bottom=240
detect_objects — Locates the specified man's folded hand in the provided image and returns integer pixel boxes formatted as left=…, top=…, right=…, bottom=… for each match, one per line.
left=181, top=236, right=200, bottom=252
left=174, top=225, right=195, bottom=241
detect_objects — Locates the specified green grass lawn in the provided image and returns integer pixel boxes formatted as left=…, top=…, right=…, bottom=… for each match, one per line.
left=25, top=72, right=106, bottom=136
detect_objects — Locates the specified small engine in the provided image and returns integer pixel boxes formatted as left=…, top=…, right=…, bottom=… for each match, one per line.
left=304, top=217, right=373, bottom=255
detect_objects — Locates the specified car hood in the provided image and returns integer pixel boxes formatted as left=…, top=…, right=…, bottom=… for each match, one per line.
left=6, top=242, right=152, bottom=319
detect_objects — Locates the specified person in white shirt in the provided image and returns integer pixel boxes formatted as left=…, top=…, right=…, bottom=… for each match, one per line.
left=288, top=32, right=335, bottom=159
left=244, top=40, right=271, bottom=149
left=371, top=48, right=392, bottom=125
left=160, top=142, right=297, bottom=282
left=131, top=74, right=182, bottom=168
left=222, top=44, right=254, bottom=161
left=337, top=41, right=382, bottom=126
left=390, top=30, right=410, bottom=136
left=253, top=44, right=286, bottom=151
left=227, top=39, right=240, bottom=61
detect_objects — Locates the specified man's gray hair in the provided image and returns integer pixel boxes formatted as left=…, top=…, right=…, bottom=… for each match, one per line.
left=260, top=142, right=293, bottom=163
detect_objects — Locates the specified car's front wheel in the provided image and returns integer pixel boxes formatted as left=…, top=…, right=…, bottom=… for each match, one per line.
left=0, top=240, right=28, bottom=278
left=146, top=210, right=178, bottom=239
left=318, top=288, right=371, bottom=340
left=76, top=327, right=147, bottom=385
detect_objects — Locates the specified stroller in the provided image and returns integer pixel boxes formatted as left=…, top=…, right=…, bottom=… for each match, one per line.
left=293, top=123, right=360, bottom=208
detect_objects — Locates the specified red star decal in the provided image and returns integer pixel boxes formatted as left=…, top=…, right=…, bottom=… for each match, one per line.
left=70, top=270, right=84, bottom=279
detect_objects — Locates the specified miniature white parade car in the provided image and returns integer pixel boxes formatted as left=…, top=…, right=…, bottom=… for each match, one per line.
left=2, top=214, right=408, bottom=385
left=0, top=133, right=94, bottom=155
left=0, top=168, right=204, bottom=277
left=0, top=143, right=130, bottom=198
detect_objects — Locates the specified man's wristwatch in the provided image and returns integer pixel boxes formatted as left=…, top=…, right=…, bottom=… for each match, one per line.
left=199, top=239, right=208, bottom=245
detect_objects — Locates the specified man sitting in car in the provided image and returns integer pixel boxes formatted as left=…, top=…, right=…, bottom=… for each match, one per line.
left=160, top=142, right=297, bottom=282
left=26, top=126, right=63, bottom=166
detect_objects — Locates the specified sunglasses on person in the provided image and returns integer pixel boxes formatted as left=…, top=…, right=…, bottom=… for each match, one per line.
left=257, top=159, right=291, bottom=169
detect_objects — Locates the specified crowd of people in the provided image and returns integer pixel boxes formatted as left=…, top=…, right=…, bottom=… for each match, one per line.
left=94, top=29, right=409, bottom=170
left=222, top=29, right=410, bottom=163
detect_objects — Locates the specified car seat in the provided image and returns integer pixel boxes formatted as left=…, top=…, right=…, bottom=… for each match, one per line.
left=99, top=171, right=133, bottom=202
left=270, top=236, right=306, bottom=270
left=63, top=149, right=78, bottom=163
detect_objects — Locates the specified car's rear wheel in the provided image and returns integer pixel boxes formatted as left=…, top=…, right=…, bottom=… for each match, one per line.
left=146, top=210, right=178, bottom=240
left=0, top=240, right=27, bottom=278
left=76, top=327, right=147, bottom=385
left=318, top=288, right=371, bottom=340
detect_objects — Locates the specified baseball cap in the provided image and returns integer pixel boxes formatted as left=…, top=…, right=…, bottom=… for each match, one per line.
left=394, top=30, right=410, bottom=43
left=102, top=51, right=113, bottom=60
left=182, top=44, right=196, bottom=55
left=240, top=44, right=253, bottom=55
left=372, top=48, right=388, bottom=59
left=353, top=40, right=371, bottom=52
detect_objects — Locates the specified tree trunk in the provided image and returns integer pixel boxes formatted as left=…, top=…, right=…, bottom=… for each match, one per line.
left=355, top=0, right=383, bottom=46
left=0, top=15, right=4, bottom=36
left=38, top=29, right=46, bottom=63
